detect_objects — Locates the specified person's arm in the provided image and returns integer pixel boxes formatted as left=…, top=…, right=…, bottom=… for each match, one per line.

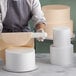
left=0, top=3, right=3, bottom=32
left=31, top=0, right=46, bottom=30
left=31, top=0, right=47, bottom=41
left=0, top=2, right=1, bottom=22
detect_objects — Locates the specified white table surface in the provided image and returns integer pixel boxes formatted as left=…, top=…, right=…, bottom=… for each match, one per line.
left=0, top=53, right=76, bottom=76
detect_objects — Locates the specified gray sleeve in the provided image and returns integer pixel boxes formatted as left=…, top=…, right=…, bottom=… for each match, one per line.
left=0, top=3, right=2, bottom=22
left=0, top=4, right=1, bottom=21
left=0, top=3, right=3, bottom=32
left=31, top=0, right=46, bottom=27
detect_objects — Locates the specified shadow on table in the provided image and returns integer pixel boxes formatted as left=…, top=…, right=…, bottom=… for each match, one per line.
left=73, top=55, right=76, bottom=67
left=36, top=54, right=50, bottom=64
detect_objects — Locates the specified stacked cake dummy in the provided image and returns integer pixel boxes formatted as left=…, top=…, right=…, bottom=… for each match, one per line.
left=1, top=33, right=36, bottom=72
left=42, top=5, right=73, bottom=39
left=50, top=27, right=74, bottom=66
left=2, top=32, right=47, bottom=72
left=4, top=47, right=37, bottom=72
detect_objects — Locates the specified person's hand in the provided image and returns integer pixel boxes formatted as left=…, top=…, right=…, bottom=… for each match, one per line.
left=35, top=23, right=47, bottom=41
left=36, top=28, right=47, bottom=42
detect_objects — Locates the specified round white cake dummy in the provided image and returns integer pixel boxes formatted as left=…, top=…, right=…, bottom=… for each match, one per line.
left=3, top=47, right=37, bottom=72
left=50, top=26, right=74, bottom=66
left=53, top=27, right=71, bottom=47
left=50, top=44, right=73, bottom=66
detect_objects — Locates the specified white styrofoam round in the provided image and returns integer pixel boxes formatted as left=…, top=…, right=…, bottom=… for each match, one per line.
left=4, top=47, right=37, bottom=72
left=53, top=27, right=71, bottom=47
left=50, top=44, right=74, bottom=66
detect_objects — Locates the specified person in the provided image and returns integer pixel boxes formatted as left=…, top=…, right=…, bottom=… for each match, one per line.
left=0, top=0, right=46, bottom=41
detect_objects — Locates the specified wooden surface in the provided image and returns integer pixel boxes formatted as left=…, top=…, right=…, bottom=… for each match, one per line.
left=42, top=5, right=70, bottom=21
left=1, top=32, right=34, bottom=46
